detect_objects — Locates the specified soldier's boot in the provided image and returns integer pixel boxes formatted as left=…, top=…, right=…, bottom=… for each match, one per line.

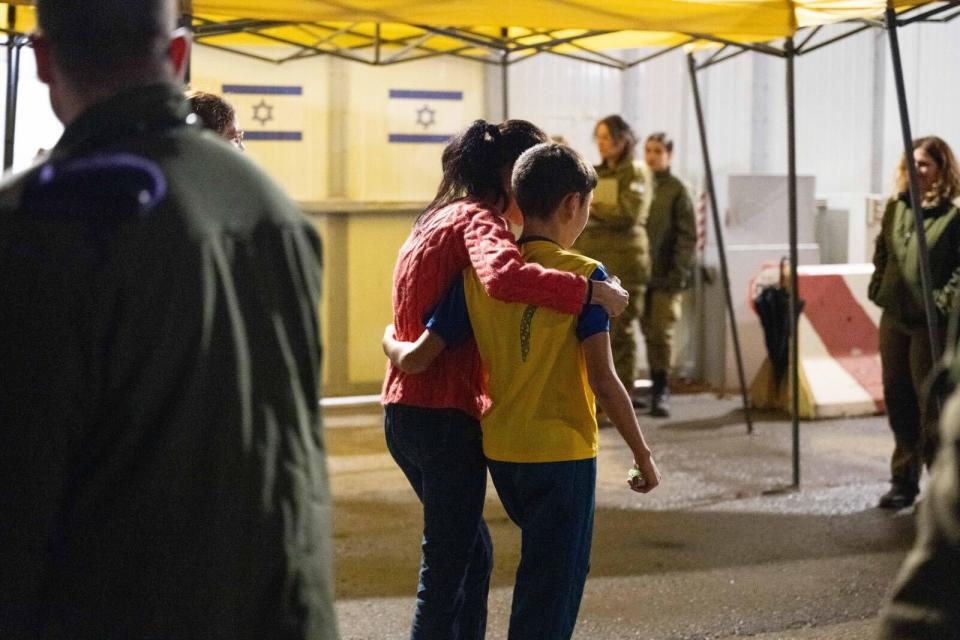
left=878, top=483, right=918, bottom=509
left=650, top=370, right=671, bottom=418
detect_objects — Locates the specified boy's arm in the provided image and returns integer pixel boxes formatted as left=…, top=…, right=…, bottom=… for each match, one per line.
left=382, top=325, right=447, bottom=375
left=382, top=274, right=472, bottom=375
left=582, top=332, right=661, bottom=493
left=463, top=207, right=628, bottom=317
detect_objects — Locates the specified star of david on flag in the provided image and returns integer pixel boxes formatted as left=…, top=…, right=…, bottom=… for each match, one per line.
left=222, top=84, right=304, bottom=142
left=388, top=89, right=464, bottom=144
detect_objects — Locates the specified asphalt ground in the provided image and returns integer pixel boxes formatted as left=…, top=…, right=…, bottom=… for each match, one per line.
left=325, top=394, right=918, bottom=639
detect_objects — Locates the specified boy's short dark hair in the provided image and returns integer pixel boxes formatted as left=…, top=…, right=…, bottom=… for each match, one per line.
left=37, top=0, right=175, bottom=84
left=188, top=92, right=236, bottom=135
left=512, top=143, right=598, bottom=221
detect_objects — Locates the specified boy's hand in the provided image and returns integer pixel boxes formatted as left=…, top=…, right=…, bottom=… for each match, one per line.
left=627, top=455, right=661, bottom=493
left=592, top=277, right=628, bottom=317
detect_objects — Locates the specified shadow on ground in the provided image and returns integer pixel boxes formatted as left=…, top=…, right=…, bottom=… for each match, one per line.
left=333, top=495, right=915, bottom=599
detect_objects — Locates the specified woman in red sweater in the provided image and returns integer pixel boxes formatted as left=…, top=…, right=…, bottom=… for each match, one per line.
left=382, top=120, right=627, bottom=640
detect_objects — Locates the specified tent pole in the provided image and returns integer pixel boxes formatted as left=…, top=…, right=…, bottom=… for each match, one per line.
left=500, top=28, right=509, bottom=119
left=3, top=6, right=21, bottom=172
left=181, top=1, right=193, bottom=85
left=884, top=5, right=941, bottom=362
left=686, top=53, right=754, bottom=435
left=785, top=37, right=800, bottom=488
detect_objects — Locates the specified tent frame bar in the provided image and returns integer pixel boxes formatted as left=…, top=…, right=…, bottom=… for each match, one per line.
left=170, top=2, right=960, bottom=70
left=785, top=37, right=800, bottom=487
left=686, top=53, right=755, bottom=437
left=884, top=5, right=941, bottom=362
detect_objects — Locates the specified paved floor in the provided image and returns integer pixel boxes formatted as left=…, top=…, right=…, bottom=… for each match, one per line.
left=326, top=394, right=918, bottom=639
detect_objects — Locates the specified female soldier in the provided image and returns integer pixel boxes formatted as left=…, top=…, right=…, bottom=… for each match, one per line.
left=382, top=119, right=627, bottom=639
left=640, top=132, right=697, bottom=417
left=573, top=115, right=652, bottom=406
left=869, top=135, right=960, bottom=509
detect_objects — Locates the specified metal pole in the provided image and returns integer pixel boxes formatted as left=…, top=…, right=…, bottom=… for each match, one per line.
left=500, top=28, right=509, bottom=120
left=686, top=53, right=754, bottom=434
left=180, top=1, right=193, bottom=85
left=785, top=38, right=800, bottom=488
left=4, top=6, right=21, bottom=173
left=884, top=6, right=941, bottom=362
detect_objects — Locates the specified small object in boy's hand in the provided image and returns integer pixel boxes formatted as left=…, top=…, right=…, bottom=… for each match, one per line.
left=628, top=465, right=646, bottom=488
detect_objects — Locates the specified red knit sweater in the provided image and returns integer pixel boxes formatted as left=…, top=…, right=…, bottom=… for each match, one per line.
left=381, top=199, right=589, bottom=419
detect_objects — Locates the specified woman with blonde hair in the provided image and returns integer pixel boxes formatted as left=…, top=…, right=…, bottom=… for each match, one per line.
left=869, top=135, right=960, bottom=509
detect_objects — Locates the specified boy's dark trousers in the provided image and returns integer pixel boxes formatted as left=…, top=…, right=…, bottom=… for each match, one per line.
left=385, top=404, right=493, bottom=640
left=488, top=457, right=596, bottom=640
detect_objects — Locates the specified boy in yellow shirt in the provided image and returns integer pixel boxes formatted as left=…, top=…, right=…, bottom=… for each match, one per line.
left=384, top=142, right=660, bottom=640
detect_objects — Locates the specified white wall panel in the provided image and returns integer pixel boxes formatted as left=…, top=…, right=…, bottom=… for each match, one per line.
left=503, top=54, right=622, bottom=164
left=882, top=22, right=960, bottom=192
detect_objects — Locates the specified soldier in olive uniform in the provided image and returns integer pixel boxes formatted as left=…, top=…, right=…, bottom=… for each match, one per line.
left=878, top=366, right=960, bottom=639
left=639, top=133, right=697, bottom=418
left=869, top=136, right=960, bottom=510
left=0, top=1, right=339, bottom=638
left=573, top=115, right=652, bottom=405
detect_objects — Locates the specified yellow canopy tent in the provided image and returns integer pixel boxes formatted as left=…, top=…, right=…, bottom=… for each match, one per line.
left=2, top=1, right=951, bottom=68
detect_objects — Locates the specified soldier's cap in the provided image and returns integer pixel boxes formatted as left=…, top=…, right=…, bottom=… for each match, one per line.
left=22, top=153, right=167, bottom=220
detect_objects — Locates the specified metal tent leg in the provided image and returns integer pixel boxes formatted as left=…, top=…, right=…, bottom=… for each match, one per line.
left=3, top=7, right=22, bottom=172
left=884, top=6, right=941, bottom=362
left=785, top=38, right=800, bottom=488
left=686, top=53, right=754, bottom=435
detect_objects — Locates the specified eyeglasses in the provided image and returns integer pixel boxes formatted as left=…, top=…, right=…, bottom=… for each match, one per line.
left=230, top=130, right=245, bottom=151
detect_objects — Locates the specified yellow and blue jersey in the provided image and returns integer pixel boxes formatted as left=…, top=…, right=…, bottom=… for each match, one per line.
left=427, top=237, right=609, bottom=463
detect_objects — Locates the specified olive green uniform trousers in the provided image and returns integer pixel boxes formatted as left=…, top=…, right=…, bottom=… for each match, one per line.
left=878, top=313, right=943, bottom=494
left=640, top=289, right=683, bottom=374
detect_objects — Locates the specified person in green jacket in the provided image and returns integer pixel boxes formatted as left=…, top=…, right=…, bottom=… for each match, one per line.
left=869, top=135, right=960, bottom=510
left=573, top=115, right=652, bottom=406
left=878, top=353, right=960, bottom=639
left=640, top=132, right=697, bottom=417
left=0, top=1, right=339, bottom=637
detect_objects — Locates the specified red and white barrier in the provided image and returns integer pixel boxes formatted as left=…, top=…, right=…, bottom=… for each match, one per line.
left=749, top=263, right=883, bottom=419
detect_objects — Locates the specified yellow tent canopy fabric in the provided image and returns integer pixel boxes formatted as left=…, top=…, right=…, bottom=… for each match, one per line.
left=0, top=0, right=935, bottom=53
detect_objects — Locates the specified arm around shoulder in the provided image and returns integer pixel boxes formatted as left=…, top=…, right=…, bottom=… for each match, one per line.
left=463, top=209, right=587, bottom=315
left=382, top=325, right=447, bottom=375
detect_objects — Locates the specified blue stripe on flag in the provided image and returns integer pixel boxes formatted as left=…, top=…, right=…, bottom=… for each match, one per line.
left=222, top=85, right=303, bottom=95
left=245, top=131, right=303, bottom=141
left=389, top=89, right=463, bottom=101
left=389, top=133, right=453, bottom=144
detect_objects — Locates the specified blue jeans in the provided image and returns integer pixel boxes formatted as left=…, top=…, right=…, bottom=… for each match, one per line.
left=488, top=457, right=596, bottom=640
left=384, top=404, right=493, bottom=640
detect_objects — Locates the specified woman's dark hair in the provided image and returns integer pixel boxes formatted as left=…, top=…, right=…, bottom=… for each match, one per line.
left=418, top=119, right=548, bottom=225
left=894, top=135, right=960, bottom=202
left=513, top=143, right=598, bottom=221
left=595, top=114, right=637, bottom=163
left=646, top=131, right=674, bottom=154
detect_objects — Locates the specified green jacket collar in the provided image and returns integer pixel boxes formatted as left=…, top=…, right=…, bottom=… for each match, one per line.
left=597, top=155, right=635, bottom=176
left=51, top=83, right=191, bottom=159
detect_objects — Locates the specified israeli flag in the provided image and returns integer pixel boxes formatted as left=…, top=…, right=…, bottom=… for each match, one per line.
left=222, top=84, right=304, bottom=142
left=388, top=89, right=464, bottom=144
